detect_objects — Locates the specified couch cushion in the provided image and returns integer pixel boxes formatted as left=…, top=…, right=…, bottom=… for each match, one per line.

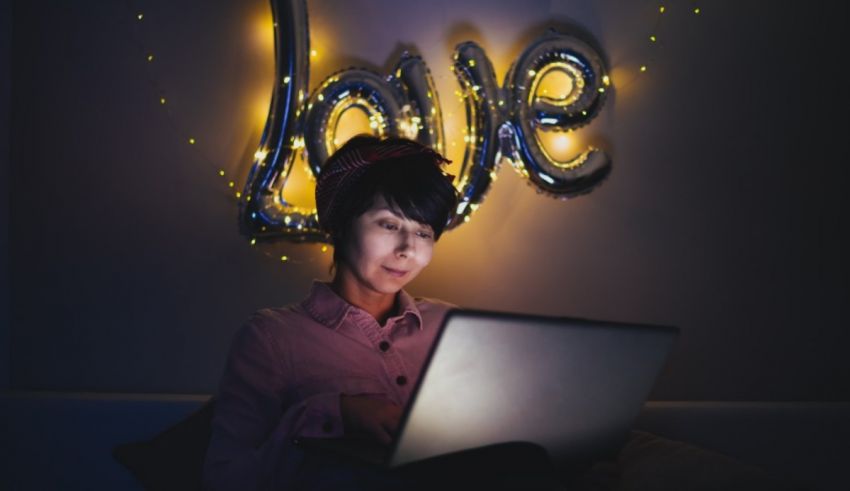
left=112, top=397, right=215, bottom=491
left=2, top=393, right=847, bottom=490
left=0, top=391, right=208, bottom=490
left=633, top=401, right=850, bottom=491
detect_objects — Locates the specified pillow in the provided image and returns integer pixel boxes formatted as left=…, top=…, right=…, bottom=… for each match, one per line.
left=112, top=398, right=216, bottom=491
left=605, top=430, right=803, bottom=491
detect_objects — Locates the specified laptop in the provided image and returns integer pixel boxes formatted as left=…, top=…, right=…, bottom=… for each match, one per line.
left=295, top=308, right=678, bottom=469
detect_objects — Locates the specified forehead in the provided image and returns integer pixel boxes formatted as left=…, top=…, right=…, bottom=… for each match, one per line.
left=364, top=196, right=432, bottom=228
left=362, top=195, right=401, bottom=216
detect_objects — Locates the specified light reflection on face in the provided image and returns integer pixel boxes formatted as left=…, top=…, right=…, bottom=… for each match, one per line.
left=340, top=195, right=435, bottom=295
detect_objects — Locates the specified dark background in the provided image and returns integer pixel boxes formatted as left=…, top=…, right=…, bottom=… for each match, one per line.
left=1, top=0, right=848, bottom=401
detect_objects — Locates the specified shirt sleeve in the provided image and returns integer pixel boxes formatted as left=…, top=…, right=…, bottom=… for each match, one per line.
left=202, top=314, right=344, bottom=491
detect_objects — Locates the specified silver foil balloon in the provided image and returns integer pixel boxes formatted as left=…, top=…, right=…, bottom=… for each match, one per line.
left=239, top=0, right=610, bottom=243
left=239, top=0, right=324, bottom=241
left=302, top=68, right=404, bottom=177
left=448, top=41, right=505, bottom=228
left=240, top=4, right=446, bottom=243
left=302, top=54, right=445, bottom=179
left=393, top=53, right=446, bottom=154
left=505, top=29, right=611, bottom=197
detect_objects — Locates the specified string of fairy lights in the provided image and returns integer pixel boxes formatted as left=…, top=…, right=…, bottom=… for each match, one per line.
left=127, top=1, right=701, bottom=267
left=612, top=4, right=701, bottom=88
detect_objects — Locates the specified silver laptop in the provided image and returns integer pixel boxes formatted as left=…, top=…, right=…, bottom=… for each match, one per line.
left=297, top=308, right=678, bottom=468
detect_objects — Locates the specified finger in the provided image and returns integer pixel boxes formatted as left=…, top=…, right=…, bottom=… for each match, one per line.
left=381, top=414, right=400, bottom=435
left=374, top=426, right=392, bottom=446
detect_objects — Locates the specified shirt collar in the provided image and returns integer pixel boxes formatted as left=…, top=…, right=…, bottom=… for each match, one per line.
left=301, top=280, right=423, bottom=331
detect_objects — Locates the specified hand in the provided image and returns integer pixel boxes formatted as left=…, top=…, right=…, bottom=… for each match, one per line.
left=340, top=394, right=402, bottom=446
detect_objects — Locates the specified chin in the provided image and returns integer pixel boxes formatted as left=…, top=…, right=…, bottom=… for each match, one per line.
left=374, top=278, right=407, bottom=294
left=372, top=272, right=415, bottom=293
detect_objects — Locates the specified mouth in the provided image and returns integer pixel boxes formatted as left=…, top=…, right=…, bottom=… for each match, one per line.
left=382, top=266, right=409, bottom=277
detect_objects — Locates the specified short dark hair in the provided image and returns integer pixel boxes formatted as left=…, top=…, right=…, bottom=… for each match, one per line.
left=326, top=139, right=458, bottom=271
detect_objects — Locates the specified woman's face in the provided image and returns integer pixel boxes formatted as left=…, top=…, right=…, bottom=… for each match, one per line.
left=339, top=195, right=435, bottom=295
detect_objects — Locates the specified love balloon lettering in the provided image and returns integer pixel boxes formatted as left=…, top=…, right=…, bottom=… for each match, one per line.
left=240, top=0, right=611, bottom=242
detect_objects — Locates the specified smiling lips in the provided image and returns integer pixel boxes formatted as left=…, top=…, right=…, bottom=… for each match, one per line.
left=382, top=266, right=408, bottom=277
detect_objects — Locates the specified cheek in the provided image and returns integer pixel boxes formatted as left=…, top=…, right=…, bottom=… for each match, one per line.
left=358, top=231, right=396, bottom=265
left=414, top=243, right=434, bottom=270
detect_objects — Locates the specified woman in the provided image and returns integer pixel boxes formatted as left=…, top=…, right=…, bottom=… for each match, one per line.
left=201, top=136, right=792, bottom=491
left=202, top=136, right=462, bottom=490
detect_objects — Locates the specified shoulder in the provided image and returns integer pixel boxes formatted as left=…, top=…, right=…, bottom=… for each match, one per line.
left=237, top=305, right=292, bottom=330
left=244, top=305, right=303, bottom=326
left=231, top=304, right=313, bottom=345
left=225, top=304, right=321, bottom=370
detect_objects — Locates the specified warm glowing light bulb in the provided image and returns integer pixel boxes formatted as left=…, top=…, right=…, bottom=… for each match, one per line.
left=250, top=238, right=257, bottom=245
left=283, top=76, right=290, bottom=84
left=280, top=256, right=288, bottom=262
left=228, top=181, right=235, bottom=188
left=189, top=138, right=196, bottom=144
left=650, top=35, right=657, bottom=42
left=659, top=6, right=666, bottom=13
left=219, top=170, right=225, bottom=176
left=321, top=245, right=328, bottom=252
left=640, top=65, right=647, bottom=72
left=159, top=97, right=166, bottom=105
left=694, top=7, right=700, bottom=14
left=310, top=49, right=317, bottom=58
left=551, top=134, right=573, bottom=153
left=147, top=54, right=154, bottom=62
left=137, top=13, right=143, bottom=20
left=602, top=75, right=610, bottom=85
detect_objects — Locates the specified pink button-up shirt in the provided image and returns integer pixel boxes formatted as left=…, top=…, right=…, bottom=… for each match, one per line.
left=203, top=280, right=456, bottom=491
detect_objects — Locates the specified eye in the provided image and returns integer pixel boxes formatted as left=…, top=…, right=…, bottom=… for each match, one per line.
left=380, top=221, right=398, bottom=231
left=416, top=230, right=433, bottom=239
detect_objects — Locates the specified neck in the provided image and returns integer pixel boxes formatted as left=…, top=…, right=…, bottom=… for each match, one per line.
left=330, top=267, right=397, bottom=326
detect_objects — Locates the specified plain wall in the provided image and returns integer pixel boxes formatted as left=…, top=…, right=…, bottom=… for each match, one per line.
left=8, top=0, right=849, bottom=400
left=1, top=0, right=11, bottom=391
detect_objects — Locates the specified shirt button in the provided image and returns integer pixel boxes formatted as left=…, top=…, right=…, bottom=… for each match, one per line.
left=379, top=341, right=391, bottom=352
left=322, top=421, right=334, bottom=433
left=396, top=375, right=407, bottom=386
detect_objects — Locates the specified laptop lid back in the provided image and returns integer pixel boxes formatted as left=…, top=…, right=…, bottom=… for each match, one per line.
left=388, top=309, right=678, bottom=467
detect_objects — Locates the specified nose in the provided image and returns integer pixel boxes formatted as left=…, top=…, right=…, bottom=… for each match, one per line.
left=395, top=230, right=415, bottom=258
